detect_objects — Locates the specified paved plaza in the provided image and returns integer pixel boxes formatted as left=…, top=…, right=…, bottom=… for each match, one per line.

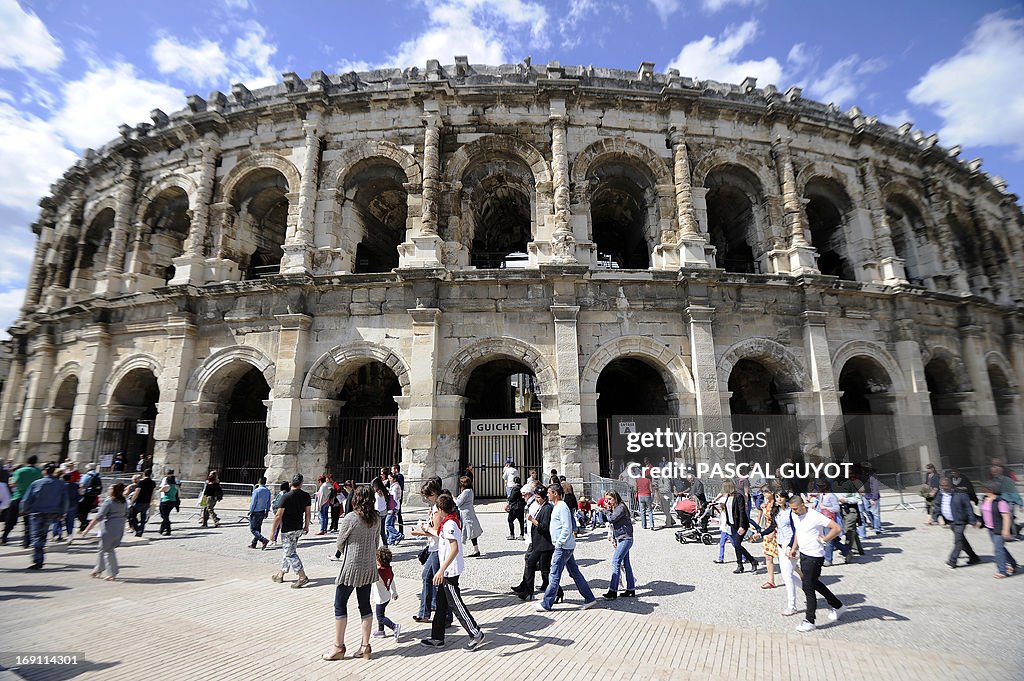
left=0, top=500, right=1021, bottom=681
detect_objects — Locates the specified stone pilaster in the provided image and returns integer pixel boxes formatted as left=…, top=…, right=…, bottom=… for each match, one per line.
left=96, top=157, right=139, bottom=295
left=551, top=305, right=584, bottom=472
left=401, top=108, right=444, bottom=266
left=859, top=159, right=906, bottom=284
left=960, top=324, right=997, bottom=416
left=685, top=305, right=726, bottom=466
left=802, top=311, right=841, bottom=460
left=281, top=120, right=321, bottom=274
left=268, top=314, right=313, bottom=480
left=549, top=107, right=577, bottom=264
left=23, top=223, right=53, bottom=311
left=171, top=137, right=219, bottom=285
left=67, top=323, right=113, bottom=462
left=405, top=308, right=441, bottom=480
left=663, top=127, right=711, bottom=268
left=0, top=339, right=26, bottom=454
left=17, top=332, right=56, bottom=456
left=152, top=313, right=198, bottom=476
left=772, top=137, right=818, bottom=274
left=894, top=319, right=940, bottom=470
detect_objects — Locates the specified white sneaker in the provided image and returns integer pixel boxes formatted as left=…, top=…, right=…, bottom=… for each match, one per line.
left=535, top=603, right=551, bottom=612
left=393, top=622, right=402, bottom=643
left=579, top=599, right=597, bottom=610
left=827, top=605, right=846, bottom=622
left=780, top=607, right=799, bottom=617
left=796, top=620, right=816, bottom=632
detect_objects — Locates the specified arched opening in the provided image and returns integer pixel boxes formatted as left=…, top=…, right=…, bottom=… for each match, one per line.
left=705, top=165, right=762, bottom=273
left=211, top=366, right=270, bottom=484
left=925, top=356, right=974, bottom=469
left=947, top=213, right=984, bottom=293
left=804, top=178, right=854, bottom=280
left=344, top=160, right=407, bottom=273
left=838, top=357, right=901, bottom=471
left=596, top=358, right=671, bottom=478
left=460, top=155, right=534, bottom=269
left=728, top=358, right=798, bottom=469
left=327, top=362, right=402, bottom=482
left=233, top=168, right=289, bottom=279
left=885, top=196, right=931, bottom=287
left=988, top=363, right=1019, bottom=460
left=51, top=375, right=79, bottom=463
left=142, top=187, right=190, bottom=284
left=98, top=368, right=160, bottom=472
left=589, top=161, right=656, bottom=268
left=71, top=208, right=115, bottom=292
left=459, top=358, right=542, bottom=497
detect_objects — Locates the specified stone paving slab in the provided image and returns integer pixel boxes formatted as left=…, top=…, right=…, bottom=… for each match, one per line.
left=0, top=505, right=1020, bottom=680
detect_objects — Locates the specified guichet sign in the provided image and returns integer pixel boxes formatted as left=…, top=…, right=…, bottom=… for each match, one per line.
left=470, top=419, right=528, bottom=436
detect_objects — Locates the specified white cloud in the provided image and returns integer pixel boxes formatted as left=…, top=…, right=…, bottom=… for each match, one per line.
left=649, top=0, right=680, bottom=23
left=0, top=286, right=26, bottom=338
left=649, top=0, right=759, bottom=21
left=222, top=0, right=251, bottom=8
left=0, top=0, right=63, bottom=71
left=149, top=22, right=278, bottom=90
left=0, top=217, right=34, bottom=286
left=51, top=62, right=185, bottom=150
left=152, top=36, right=228, bottom=87
left=0, top=102, right=78, bottom=211
left=666, top=20, right=783, bottom=86
left=562, top=0, right=599, bottom=49
left=908, top=11, right=1024, bottom=154
left=335, top=58, right=371, bottom=73
left=807, top=54, right=886, bottom=107
left=702, top=0, right=761, bottom=12
left=382, top=0, right=548, bottom=70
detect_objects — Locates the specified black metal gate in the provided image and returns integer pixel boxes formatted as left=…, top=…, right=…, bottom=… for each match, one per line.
left=327, top=413, right=400, bottom=483
left=93, top=419, right=154, bottom=472
left=212, top=419, right=268, bottom=485
left=459, top=414, right=542, bottom=498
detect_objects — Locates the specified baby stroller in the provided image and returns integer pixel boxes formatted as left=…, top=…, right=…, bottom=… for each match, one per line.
left=674, top=498, right=716, bottom=545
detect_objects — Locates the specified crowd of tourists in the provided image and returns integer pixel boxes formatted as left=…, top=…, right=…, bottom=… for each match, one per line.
left=1, top=453, right=1020, bottom=652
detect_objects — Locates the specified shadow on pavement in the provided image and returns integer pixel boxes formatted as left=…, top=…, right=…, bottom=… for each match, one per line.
left=118, top=576, right=203, bottom=585
left=8, top=660, right=120, bottom=680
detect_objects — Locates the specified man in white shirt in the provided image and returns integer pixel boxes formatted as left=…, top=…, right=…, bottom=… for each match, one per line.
left=787, top=495, right=845, bottom=632
left=502, top=460, right=519, bottom=498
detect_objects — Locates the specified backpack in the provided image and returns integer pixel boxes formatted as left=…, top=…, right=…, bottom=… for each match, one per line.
left=86, top=472, right=102, bottom=497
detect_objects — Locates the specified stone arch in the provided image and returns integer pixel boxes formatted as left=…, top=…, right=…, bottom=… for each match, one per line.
left=81, top=196, right=119, bottom=233
left=133, top=173, right=198, bottom=224
left=581, top=336, right=695, bottom=397
left=570, top=137, right=673, bottom=188
left=302, top=342, right=411, bottom=399
left=831, top=340, right=908, bottom=394
left=718, top=338, right=807, bottom=393
left=443, top=134, right=551, bottom=186
left=692, top=148, right=776, bottom=196
left=921, top=345, right=971, bottom=393
left=795, top=163, right=856, bottom=200
left=99, top=354, right=164, bottom=406
left=329, top=140, right=422, bottom=188
left=49, top=362, right=82, bottom=408
left=985, top=351, right=1018, bottom=392
left=216, top=152, right=301, bottom=204
left=184, top=346, right=276, bottom=403
left=438, top=337, right=557, bottom=397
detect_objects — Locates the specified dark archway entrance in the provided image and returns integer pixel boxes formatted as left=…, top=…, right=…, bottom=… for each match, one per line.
left=838, top=357, right=901, bottom=471
left=728, top=359, right=798, bottom=470
left=212, top=366, right=269, bottom=484
left=98, top=368, right=159, bottom=472
left=460, top=359, right=542, bottom=497
left=327, top=362, right=402, bottom=483
left=52, top=375, right=78, bottom=463
left=924, top=356, right=974, bottom=469
left=596, top=358, right=671, bottom=477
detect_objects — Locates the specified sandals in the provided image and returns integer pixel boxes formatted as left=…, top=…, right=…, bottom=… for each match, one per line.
left=271, top=573, right=284, bottom=583
left=291, top=576, right=310, bottom=588
left=760, top=582, right=777, bottom=589
left=322, top=644, right=346, bottom=661
left=994, top=573, right=1008, bottom=579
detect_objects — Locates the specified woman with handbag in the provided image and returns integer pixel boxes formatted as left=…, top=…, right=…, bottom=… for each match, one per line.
left=158, top=475, right=178, bottom=535
left=602, top=490, right=636, bottom=599
left=456, top=476, right=483, bottom=557
left=81, top=483, right=129, bottom=580
left=200, top=471, right=223, bottom=528
left=751, top=492, right=781, bottom=589
left=322, top=485, right=381, bottom=661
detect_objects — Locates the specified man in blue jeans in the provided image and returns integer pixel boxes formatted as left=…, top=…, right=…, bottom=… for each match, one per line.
left=536, top=484, right=597, bottom=612
left=635, top=460, right=654, bottom=530
left=862, top=465, right=882, bottom=535
left=248, top=476, right=272, bottom=549
left=21, top=463, right=68, bottom=569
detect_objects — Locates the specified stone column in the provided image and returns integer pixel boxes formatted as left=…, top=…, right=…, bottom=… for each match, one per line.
left=171, top=138, right=219, bottom=285
left=859, top=160, right=906, bottom=284
left=685, top=305, right=727, bottom=466
left=153, top=313, right=198, bottom=476
left=0, top=339, right=26, bottom=455
left=772, top=137, right=818, bottom=275
left=96, top=157, right=139, bottom=295
left=23, top=222, right=54, bottom=312
left=268, top=314, right=312, bottom=480
left=405, top=308, right=442, bottom=480
left=802, top=311, right=842, bottom=460
left=281, top=121, right=321, bottom=274
left=549, top=109, right=577, bottom=264
left=551, top=305, right=584, bottom=473
left=1007, top=325, right=1024, bottom=423
left=401, top=108, right=445, bottom=266
left=66, top=324, right=113, bottom=462
left=960, top=324, right=997, bottom=416
left=894, top=319, right=941, bottom=470
left=664, top=127, right=711, bottom=268
left=17, top=332, right=56, bottom=457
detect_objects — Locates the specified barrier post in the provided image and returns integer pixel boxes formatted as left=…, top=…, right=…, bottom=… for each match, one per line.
left=893, top=472, right=917, bottom=511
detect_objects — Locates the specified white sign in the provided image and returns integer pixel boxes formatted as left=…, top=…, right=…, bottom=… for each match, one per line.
left=470, top=418, right=528, bottom=437
left=98, top=454, right=114, bottom=469
left=619, top=421, right=636, bottom=434
left=136, top=422, right=150, bottom=435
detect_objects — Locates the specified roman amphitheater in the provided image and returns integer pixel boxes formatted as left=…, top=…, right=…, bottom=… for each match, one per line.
left=2, top=59, right=1022, bottom=493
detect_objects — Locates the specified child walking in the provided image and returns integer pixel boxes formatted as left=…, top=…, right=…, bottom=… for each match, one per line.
left=372, top=547, right=401, bottom=641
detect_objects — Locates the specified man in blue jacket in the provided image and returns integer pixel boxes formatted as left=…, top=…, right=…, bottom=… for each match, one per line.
left=931, top=477, right=980, bottom=569
left=22, top=463, right=69, bottom=569
left=536, top=484, right=596, bottom=612
left=248, top=476, right=272, bottom=549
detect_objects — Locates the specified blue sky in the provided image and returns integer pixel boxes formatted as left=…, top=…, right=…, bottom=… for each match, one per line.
left=1, top=0, right=1022, bottom=336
